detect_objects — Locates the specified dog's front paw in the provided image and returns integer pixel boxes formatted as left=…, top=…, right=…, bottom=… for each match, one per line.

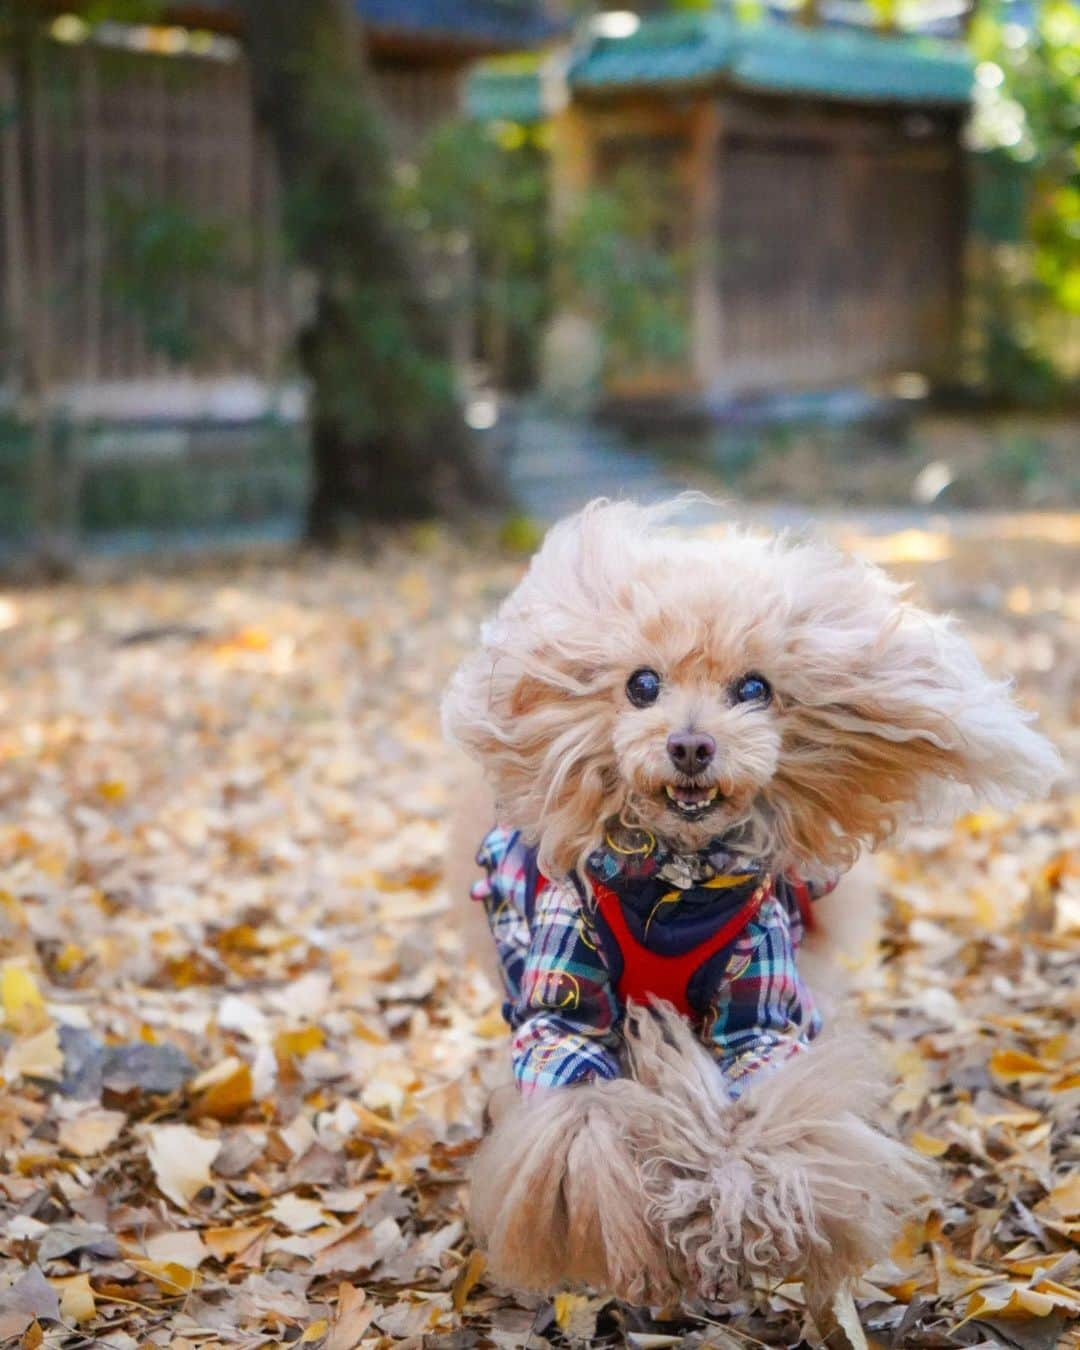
left=623, top=1008, right=933, bottom=1305
left=470, top=1077, right=678, bottom=1304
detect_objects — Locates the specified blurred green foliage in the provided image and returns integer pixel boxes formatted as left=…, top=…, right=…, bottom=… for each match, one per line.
left=406, top=118, right=550, bottom=388
left=970, top=0, right=1079, bottom=400
left=104, top=193, right=248, bottom=365
left=557, top=165, right=690, bottom=378
left=407, top=120, right=688, bottom=385
left=971, top=0, right=1079, bottom=303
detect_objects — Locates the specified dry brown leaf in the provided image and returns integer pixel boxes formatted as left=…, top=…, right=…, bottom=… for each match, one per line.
left=3, top=1027, right=62, bottom=1082
left=0, top=1266, right=59, bottom=1341
left=142, top=1230, right=208, bottom=1269
left=311, top=1216, right=403, bottom=1276
left=268, top=1193, right=330, bottom=1233
left=325, top=1284, right=375, bottom=1350
left=56, top=1108, right=126, bottom=1158
left=190, top=1057, right=254, bottom=1120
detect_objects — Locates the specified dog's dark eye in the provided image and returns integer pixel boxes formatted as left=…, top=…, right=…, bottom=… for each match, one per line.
left=626, top=668, right=661, bottom=708
left=733, top=673, right=771, bottom=705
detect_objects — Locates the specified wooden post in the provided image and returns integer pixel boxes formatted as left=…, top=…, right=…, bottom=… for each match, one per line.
left=81, top=44, right=104, bottom=385
left=690, top=99, right=722, bottom=397
left=24, top=31, right=66, bottom=565
left=1, top=57, right=28, bottom=390
left=548, top=103, right=593, bottom=230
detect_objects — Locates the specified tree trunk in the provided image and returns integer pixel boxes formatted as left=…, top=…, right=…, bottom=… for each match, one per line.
left=238, top=0, right=497, bottom=544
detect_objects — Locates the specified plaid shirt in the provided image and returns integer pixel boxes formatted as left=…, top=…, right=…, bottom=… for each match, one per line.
left=472, top=827, right=834, bottom=1097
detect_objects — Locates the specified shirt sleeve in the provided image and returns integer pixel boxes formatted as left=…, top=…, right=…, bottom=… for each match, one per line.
left=509, top=879, right=623, bottom=1095
left=702, top=895, right=822, bottom=1096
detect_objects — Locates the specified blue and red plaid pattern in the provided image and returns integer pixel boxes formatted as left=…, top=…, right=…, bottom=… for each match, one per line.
left=472, top=827, right=834, bottom=1097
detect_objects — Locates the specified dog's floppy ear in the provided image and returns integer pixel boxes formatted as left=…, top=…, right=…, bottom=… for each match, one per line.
left=442, top=501, right=632, bottom=874
left=768, top=542, right=1061, bottom=867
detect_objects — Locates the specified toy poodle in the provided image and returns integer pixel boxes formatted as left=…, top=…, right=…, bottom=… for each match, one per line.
left=442, top=498, right=1058, bottom=1319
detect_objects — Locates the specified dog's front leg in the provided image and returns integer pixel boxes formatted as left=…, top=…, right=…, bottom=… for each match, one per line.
left=470, top=1077, right=680, bottom=1305
left=625, top=1007, right=932, bottom=1310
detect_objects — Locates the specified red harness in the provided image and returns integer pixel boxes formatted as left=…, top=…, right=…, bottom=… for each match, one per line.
left=787, top=877, right=816, bottom=934
left=535, top=873, right=771, bottom=1020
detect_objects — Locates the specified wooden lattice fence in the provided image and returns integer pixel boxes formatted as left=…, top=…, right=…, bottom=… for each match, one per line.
left=712, top=100, right=966, bottom=393
left=0, top=33, right=480, bottom=559
left=1, top=37, right=288, bottom=406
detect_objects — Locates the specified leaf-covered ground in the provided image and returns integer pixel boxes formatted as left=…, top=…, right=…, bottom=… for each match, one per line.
left=0, top=515, right=1077, bottom=1350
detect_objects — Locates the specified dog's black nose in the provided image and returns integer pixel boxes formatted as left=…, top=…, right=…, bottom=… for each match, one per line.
left=667, top=731, right=716, bottom=772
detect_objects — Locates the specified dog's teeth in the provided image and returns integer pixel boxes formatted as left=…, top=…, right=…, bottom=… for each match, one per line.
left=664, top=785, right=719, bottom=810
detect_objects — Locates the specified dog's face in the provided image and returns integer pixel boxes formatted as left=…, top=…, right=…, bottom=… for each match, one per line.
left=445, top=500, right=1058, bottom=879
left=610, top=655, right=783, bottom=856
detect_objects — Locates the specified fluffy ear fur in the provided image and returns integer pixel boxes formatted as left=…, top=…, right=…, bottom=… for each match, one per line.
left=764, top=539, right=1062, bottom=870
left=442, top=501, right=640, bottom=877
left=443, top=498, right=1060, bottom=877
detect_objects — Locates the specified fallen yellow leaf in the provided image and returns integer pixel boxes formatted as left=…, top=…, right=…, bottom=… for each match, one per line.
left=473, top=1008, right=510, bottom=1039
left=203, top=1223, right=272, bottom=1262
left=274, top=1025, right=325, bottom=1060
left=910, top=1130, right=951, bottom=1158
left=127, top=1260, right=202, bottom=1295
left=52, top=1274, right=95, bottom=1324
left=961, top=1280, right=1080, bottom=1325
left=989, top=1048, right=1049, bottom=1084
left=1, top=961, right=47, bottom=1034
left=553, top=1291, right=593, bottom=1335
left=1040, top=1173, right=1080, bottom=1219
left=190, top=1058, right=253, bottom=1121
left=451, top=1249, right=486, bottom=1313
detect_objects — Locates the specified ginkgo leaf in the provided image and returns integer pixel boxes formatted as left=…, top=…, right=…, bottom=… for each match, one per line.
left=1, top=961, right=48, bottom=1034
left=146, top=1125, right=221, bottom=1211
left=3, top=1026, right=62, bottom=1081
left=52, top=1274, right=96, bottom=1325
left=57, top=1109, right=126, bottom=1158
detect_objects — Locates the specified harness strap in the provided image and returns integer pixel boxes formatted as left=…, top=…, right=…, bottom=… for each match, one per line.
left=787, top=876, right=817, bottom=932
left=591, top=876, right=771, bottom=1019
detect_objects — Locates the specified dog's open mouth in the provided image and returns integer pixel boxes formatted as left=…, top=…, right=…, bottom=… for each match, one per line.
left=664, top=784, right=723, bottom=817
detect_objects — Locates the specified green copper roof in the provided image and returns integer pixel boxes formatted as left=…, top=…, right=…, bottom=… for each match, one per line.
left=466, top=15, right=973, bottom=123
left=466, top=61, right=548, bottom=122
left=570, top=13, right=973, bottom=106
